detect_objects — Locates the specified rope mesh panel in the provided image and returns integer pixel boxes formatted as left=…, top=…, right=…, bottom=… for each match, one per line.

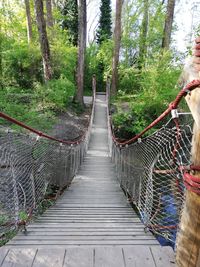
left=111, top=115, right=193, bottom=245
left=0, top=100, right=94, bottom=237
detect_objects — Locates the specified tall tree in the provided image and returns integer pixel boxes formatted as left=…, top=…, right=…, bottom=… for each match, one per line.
left=24, top=0, right=33, bottom=43
left=46, top=0, right=54, bottom=27
left=162, top=0, right=176, bottom=49
left=34, top=0, right=53, bottom=81
left=96, top=0, right=112, bottom=45
left=74, top=0, right=87, bottom=105
left=138, top=0, right=149, bottom=67
left=111, top=0, right=123, bottom=96
left=61, top=0, right=78, bottom=46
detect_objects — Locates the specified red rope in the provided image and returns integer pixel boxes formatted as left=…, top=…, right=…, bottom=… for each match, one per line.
left=112, top=79, right=200, bottom=146
left=0, top=111, right=86, bottom=145
left=184, top=172, right=200, bottom=195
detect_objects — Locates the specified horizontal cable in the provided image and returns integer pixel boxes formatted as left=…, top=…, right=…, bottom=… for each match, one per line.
left=0, top=97, right=94, bottom=145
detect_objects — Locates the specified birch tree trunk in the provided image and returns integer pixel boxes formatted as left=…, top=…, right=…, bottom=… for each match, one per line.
left=138, top=0, right=148, bottom=67
left=111, top=0, right=123, bottom=96
left=74, top=0, right=87, bottom=106
left=46, top=0, right=54, bottom=28
left=162, top=0, right=176, bottom=49
left=34, top=0, right=53, bottom=81
left=24, top=0, right=33, bottom=43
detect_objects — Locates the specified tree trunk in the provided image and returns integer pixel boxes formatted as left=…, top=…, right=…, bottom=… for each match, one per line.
left=24, top=0, right=33, bottom=43
left=34, top=0, right=52, bottom=81
left=176, top=124, right=200, bottom=266
left=0, top=30, right=2, bottom=88
left=74, top=0, right=87, bottom=106
left=138, top=0, right=148, bottom=68
left=46, top=0, right=54, bottom=27
left=111, top=0, right=123, bottom=96
left=162, top=0, right=176, bottom=49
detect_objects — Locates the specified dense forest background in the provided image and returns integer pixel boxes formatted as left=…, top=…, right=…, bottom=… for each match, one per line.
left=0, top=0, right=198, bottom=138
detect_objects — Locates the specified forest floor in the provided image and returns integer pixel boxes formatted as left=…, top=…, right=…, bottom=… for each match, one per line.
left=51, top=98, right=92, bottom=141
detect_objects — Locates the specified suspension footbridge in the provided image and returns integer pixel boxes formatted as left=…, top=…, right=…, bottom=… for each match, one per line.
left=1, top=80, right=200, bottom=266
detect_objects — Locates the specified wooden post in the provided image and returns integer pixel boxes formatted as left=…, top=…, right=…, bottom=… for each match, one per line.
left=176, top=86, right=200, bottom=266
left=92, top=74, right=96, bottom=103
left=106, top=76, right=111, bottom=103
left=92, top=74, right=96, bottom=95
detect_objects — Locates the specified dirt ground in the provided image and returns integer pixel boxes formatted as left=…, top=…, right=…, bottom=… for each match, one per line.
left=51, top=97, right=92, bottom=141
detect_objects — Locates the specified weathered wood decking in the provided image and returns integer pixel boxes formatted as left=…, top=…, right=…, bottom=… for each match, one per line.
left=0, top=94, right=175, bottom=266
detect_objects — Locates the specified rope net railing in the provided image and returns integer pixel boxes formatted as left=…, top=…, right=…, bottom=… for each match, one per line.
left=108, top=80, right=200, bottom=248
left=0, top=94, right=95, bottom=237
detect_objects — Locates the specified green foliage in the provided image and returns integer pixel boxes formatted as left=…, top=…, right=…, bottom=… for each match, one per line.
left=51, top=43, right=77, bottom=82
left=96, top=0, right=112, bottom=44
left=60, top=0, right=78, bottom=46
left=0, top=230, right=17, bottom=247
left=19, top=211, right=28, bottom=221
left=2, top=38, right=42, bottom=88
left=34, top=77, right=75, bottom=112
left=112, top=51, right=182, bottom=139
left=1, top=2, right=78, bottom=132
left=0, top=215, right=9, bottom=225
left=118, top=67, right=141, bottom=93
left=121, top=0, right=166, bottom=67
left=84, top=40, right=113, bottom=92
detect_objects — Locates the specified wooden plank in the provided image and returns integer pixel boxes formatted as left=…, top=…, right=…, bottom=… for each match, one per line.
left=63, top=248, right=93, bottom=267
left=1, top=248, right=36, bottom=267
left=95, top=247, right=125, bottom=267
left=27, top=223, right=144, bottom=228
left=123, top=246, right=155, bottom=267
left=17, top=230, right=149, bottom=236
left=12, top=235, right=155, bottom=241
left=35, top=219, right=141, bottom=223
left=32, top=249, right=65, bottom=267
left=8, top=240, right=159, bottom=246
left=150, top=246, right=175, bottom=266
left=0, top=248, right=9, bottom=266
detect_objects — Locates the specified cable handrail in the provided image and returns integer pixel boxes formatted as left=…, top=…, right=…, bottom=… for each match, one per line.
left=109, top=79, right=200, bottom=147
left=0, top=92, right=95, bottom=145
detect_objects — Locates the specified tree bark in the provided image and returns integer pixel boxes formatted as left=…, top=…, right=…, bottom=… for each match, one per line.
left=162, top=0, right=176, bottom=49
left=46, top=0, right=54, bottom=27
left=176, top=123, right=200, bottom=267
left=74, top=0, right=87, bottom=106
left=138, top=0, right=148, bottom=68
left=0, top=29, right=2, bottom=88
left=34, top=0, right=52, bottom=81
left=24, top=0, right=33, bottom=43
left=111, top=0, right=123, bottom=96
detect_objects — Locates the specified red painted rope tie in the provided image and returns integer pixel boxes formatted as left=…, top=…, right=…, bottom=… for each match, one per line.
left=184, top=172, right=200, bottom=195
left=112, top=79, right=200, bottom=147
left=182, top=165, right=200, bottom=195
left=179, top=165, right=200, bottom=172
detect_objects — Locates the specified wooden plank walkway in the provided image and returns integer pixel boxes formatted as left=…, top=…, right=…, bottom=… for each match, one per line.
left=1, top=94, right=175, bottom=266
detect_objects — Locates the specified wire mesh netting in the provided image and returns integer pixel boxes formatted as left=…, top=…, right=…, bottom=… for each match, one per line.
left=0, top=101, right=94, bottom=237
left=110, top=115, right=193, bottom=247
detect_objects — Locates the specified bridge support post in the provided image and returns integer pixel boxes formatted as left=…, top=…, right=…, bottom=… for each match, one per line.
left=176, top=87, right=200, bottom=266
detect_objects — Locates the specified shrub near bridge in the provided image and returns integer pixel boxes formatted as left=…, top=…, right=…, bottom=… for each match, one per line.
left=112, top=51, right=182, bottom=139
left=1, top=33, right=77, bottom=131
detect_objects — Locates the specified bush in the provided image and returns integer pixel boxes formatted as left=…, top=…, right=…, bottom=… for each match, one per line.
left=2, top=39, right=42, bottom=88
left=34, top=77, right=75, bottom=112
left=118, top=66, right=141, bottom=93
left=51, top=43, right=77, bottom=82
left=112, top=51, right=182, bottom=139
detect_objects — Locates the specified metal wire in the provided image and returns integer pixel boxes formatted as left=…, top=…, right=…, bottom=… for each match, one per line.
left=110, top=115, right=193, bottom=246
left=0, top=98, right=94, bottom=237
